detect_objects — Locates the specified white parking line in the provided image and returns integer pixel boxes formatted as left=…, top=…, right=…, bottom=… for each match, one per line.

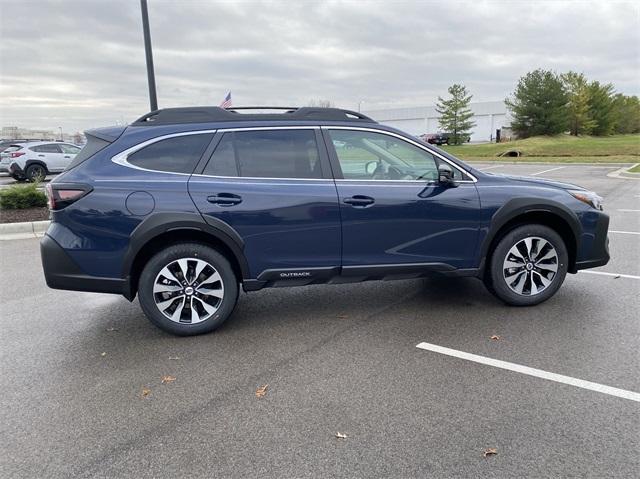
left=609, top=230, right=640, bottom=235
left=617, top=209, right=640, bottom=212
left=530, top=166, right=566, bottom=176
left=415, top=342, right=640, bottom=402
left=480, top=165, right=504, bottom=171
left=579, top=270, right=640, bottom=280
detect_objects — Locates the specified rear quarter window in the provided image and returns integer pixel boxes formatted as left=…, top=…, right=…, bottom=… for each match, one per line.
left=127, top=133, right=214, bottom=174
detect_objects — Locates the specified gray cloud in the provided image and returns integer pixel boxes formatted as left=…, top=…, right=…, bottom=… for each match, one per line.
left=1, top=0, right=638, bottom=133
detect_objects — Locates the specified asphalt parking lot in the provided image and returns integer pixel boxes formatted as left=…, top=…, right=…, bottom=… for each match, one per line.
left=0, top=172, right=53, bottom=187
left=1, top=163, right=638, bottom=478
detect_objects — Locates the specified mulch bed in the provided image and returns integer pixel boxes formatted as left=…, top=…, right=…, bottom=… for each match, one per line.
left=0, top=207, right=50, bottom=224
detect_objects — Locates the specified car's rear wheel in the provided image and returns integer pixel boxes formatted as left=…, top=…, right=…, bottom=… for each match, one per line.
left=26, top=164, right=47, bottom=182
left=485, top=224, right=568, bottom=306
left=138, top=243, right=238, bottom=336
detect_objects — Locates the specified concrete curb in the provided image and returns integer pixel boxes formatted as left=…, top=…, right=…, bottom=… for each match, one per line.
left=607, top=163, right=640, bottom=180
left=0, top=220, right=50, bottom=240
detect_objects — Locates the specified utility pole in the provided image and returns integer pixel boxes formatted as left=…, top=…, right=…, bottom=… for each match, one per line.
left=140, top=0, right=158, bottom=111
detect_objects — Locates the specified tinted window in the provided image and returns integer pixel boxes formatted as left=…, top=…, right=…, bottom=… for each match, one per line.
left=203, top=130, right=322, bottom=179
left=128, top=134, right=213, bottom=173
left=60, top=144, right=81, bottom=154
left=31, top=144, right=62, bottom=153
left=329, top=130, right=467, bottom=181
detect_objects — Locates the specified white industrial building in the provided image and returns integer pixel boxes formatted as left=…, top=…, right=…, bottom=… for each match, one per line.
left=363, top=101, right=512, bottom=143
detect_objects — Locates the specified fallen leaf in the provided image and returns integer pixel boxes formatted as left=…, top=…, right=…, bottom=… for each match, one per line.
left=168, top=356, right=181, bottom=360
left=335, top=432, right=348, bottom=439
left=106, top=327, right=118, bottom=332
left=614, top=275, right=620, bottom=279
left=255, top=384, right=268, bottom=398
left=483, top=448, right=498, bottom=457
left=100, top=352, right=107, bottom=357
left=490, top=335, right=501, bottom=341
left=141, top=388, right=151, bottom=398
left=161, top=375, right=177, bottom=384
left=337, top=315, right=349, bottom=319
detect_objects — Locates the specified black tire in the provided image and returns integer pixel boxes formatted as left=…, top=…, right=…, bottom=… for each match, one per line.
left=138, top=243, right=239, bottom=336
left=484, top=224, right=568, bottom=306
left=26, top=164, right=47, bottom=182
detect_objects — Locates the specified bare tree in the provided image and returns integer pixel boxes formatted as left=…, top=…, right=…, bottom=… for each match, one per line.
left=307, top=99, right=334, bottom=108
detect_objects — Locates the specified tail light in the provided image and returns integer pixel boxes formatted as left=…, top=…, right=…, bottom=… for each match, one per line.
left=46, top=183, right=92, bottom=210
left=10, top=152, right=25, bottom=158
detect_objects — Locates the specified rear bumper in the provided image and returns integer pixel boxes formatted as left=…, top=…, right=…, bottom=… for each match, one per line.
left=8, top=162, right=25, bottom=179
left=40, top=234, right=134, bottom=300
left=574, top=212, right=610, bottom=272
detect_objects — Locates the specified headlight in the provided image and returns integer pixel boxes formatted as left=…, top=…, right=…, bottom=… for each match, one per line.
left=568, top=189, right=603, bottom=210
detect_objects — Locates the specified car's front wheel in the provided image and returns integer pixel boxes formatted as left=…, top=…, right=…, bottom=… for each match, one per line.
left=485, top=224, right=568, bottom=306
left=138, top=243, right=239, bottom=336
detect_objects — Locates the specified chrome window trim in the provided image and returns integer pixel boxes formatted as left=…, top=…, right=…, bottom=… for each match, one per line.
left=111, top=129, right=218, bottom=175
left=191, top=174, right=329, bottom=182
left=322, top=125, right=478, bottom=183
left=110, top=125, right=477, bottom=183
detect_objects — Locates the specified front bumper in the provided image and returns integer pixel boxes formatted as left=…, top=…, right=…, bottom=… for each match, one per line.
left=574, top=212, right=610, bottom=271
left=40, top=234, right=133, bottom=299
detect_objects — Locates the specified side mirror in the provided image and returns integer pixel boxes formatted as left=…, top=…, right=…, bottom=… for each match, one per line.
left=438, top=163, right=457, bottom=187
left=365, top=160, right=379, bottom=176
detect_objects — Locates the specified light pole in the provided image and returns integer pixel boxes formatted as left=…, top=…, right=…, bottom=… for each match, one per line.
left=358, top=100, right=365, bottom=112
left=140, top=0, right=158, bottom=111
left=58, top=127, right=63, bottom=141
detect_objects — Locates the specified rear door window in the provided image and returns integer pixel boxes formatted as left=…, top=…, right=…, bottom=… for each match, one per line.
left=32, top=144, right=63, bottom=153
left=203, top=129, right=322, bottom=179
left=127, top=133, right=214, bottom=174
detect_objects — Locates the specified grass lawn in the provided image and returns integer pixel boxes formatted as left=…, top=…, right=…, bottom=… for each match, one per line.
left=442, top=134, right=640, bottom=161
left=460, top=155, right=638, bottom=164
left=628, top=163, right=640, bottom=173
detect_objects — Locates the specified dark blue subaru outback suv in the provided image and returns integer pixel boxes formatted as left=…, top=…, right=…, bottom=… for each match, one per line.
left=40, top=107, right=609, bottom=335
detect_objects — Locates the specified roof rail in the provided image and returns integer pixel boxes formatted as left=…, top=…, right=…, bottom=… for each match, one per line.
left=131, top=106, right=376, bottom=126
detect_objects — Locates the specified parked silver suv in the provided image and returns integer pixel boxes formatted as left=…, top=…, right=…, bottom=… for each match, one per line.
left=2, top=141, right=81, bottom=181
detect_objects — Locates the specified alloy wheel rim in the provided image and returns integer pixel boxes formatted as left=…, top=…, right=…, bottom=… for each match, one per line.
left=31, top=166, right=45, bottom=181
left=502, top=236, right=558, bottom=296
left=153, top=257, right=224, bottom=324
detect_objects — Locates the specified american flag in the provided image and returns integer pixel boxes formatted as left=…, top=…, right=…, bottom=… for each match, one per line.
left=219, top=92, right=232, bottom=109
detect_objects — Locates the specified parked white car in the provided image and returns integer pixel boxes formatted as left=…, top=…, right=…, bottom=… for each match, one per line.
left=1, top=141, right=81, bottom=181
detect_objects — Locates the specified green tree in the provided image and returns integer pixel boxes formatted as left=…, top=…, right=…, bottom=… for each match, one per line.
left=506, top=69, right=568, bottom=137
left=587, top=81, right=616, bottom=136
left=435, top=84, right=476, bottom=145
left=611, top=94, right=640, bottom=134
left=561, top=72, right=596, bottom=136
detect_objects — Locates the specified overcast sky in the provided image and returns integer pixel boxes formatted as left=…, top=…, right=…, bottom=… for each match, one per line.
left=1, top=0, right=639, bottom=133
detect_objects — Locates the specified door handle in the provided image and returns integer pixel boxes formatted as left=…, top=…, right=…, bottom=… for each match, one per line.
left=38, top=154, right=45, bottom=157
left=343, top=195, right=375, bottom=207
left=207, top=193, right=242, bottom=206
left=64, top=155, right=70, bottom=158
